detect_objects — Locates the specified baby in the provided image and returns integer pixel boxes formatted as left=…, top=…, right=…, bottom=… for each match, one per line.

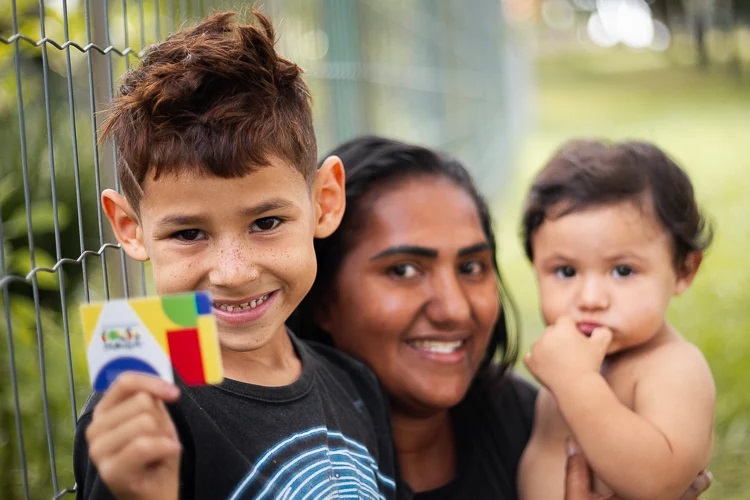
left=518, top=139, right=715, bottom=499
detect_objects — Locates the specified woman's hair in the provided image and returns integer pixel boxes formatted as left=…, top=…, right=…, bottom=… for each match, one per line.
left=294, top=135, right=519, bottom=376
left=522, top=139, right=713, bottom=272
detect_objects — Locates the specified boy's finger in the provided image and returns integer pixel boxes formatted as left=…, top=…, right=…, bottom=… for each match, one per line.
left=96, top=435, right=181, bottom=486
left=89, top=391, right=174, bottom=445
left=96, top=373, right=180, bottom=411
left=88, top=403, right=177, bottom=462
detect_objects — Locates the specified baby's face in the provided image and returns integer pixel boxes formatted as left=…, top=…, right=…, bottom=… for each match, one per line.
left=531, top=201, right=691, bottom=354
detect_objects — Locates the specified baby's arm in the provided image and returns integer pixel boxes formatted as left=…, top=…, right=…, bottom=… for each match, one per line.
left=525, top=317, right=715, bottom=499
left=518, top=388, right=570, bottom=499
left=79, top=373, right=182, bottom=500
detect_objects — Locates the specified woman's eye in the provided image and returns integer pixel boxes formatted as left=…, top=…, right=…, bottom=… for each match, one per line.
left=613, top=265, right=634, bottom=277
left=251, top=217, right=281, bottom=232
left=174, top=229, right=205, bottom=242
left=389, top=263, right=418, bottom=279
left=460, top=260, right=485, bottom=276
left=555, top=265, right=576, bottom=278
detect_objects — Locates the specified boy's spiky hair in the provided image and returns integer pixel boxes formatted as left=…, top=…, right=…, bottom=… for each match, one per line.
left=101, top=10, right=317, bottom=211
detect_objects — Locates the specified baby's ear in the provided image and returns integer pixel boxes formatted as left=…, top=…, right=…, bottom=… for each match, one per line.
left=675, top=251, right=702, bottom=295
left=313, top=155, right=346, bottom=239
left=101, top=189, right=149, bottom=262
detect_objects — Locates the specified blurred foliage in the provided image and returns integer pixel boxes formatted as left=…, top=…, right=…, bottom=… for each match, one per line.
left=1, top=1, right=230, bottom=496
left=497, top=45, right=750, bottom=499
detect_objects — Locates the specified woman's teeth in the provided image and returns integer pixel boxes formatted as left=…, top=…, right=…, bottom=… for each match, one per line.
left=408, top=339, right=464, bottom=354
left=215, top=293, right=269, bottom=312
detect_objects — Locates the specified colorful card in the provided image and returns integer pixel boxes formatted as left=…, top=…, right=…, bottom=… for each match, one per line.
left=80, top=291, right=223, bottom=391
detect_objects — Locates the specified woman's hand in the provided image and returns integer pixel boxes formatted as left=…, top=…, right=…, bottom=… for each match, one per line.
left=563, top=439, right=712, bottom=500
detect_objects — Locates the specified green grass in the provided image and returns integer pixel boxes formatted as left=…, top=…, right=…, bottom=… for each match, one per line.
left=494, top=47, right=750, bottom=499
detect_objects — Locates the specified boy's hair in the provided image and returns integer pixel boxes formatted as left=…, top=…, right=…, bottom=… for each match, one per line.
left=101, top=10, right=317, bottom=212
left=521, top=139, right=713, bottom=272
left=293, top=135, right=519, bottom=378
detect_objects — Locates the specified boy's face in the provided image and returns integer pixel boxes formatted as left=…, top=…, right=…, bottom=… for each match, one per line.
left=102, top=156, right=344, bottom=367
left=531, top=201, right=698, bottom=354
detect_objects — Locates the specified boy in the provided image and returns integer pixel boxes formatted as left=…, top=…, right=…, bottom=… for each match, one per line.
left=73, top=11, right=397, bottom=500
left=517, top=140, right=715, bottom=499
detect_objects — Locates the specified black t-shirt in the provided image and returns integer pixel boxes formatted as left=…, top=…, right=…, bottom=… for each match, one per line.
left=74, top=332, right=398, bottom=499
left=409, top=369, right=537, bottom=500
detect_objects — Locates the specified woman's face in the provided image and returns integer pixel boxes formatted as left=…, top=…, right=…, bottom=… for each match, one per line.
left=318, top=176, right=500, bottom=415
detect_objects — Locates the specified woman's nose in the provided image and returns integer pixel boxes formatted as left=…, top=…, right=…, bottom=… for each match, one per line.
left=425, top=271, right=472, bottom=326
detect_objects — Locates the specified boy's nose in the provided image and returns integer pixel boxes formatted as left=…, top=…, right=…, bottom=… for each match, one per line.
left=209, top=238, right=260, bottom=288
left=576, top=276, right=609, bottom=311
left=425, top=271, right=472, bottom=327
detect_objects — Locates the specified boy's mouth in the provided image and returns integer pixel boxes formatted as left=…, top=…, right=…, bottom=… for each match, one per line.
left=213, top=293, right=271, bottom=312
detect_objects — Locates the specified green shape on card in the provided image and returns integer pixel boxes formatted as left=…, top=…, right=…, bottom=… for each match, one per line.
left=162, top=293, right=198, bottom=327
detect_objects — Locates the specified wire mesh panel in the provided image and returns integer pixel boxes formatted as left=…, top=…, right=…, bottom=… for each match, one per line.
left=0, top=1, right=519, bottom=498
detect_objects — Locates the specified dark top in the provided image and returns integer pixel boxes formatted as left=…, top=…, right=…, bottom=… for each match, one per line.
left=74, top=332, right=398, bottom=499
left=408, top=369, right=537, bottom=500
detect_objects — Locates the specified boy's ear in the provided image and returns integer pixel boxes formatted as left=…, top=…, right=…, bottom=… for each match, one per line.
left=675, top=251, right=702, bottom=295
left=313, top=155, right=346, bottom=239
left=101, top=189, right=149, bottom=262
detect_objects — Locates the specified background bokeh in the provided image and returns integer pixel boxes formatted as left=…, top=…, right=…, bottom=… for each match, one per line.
left=1, top=0, right=748, bottom=498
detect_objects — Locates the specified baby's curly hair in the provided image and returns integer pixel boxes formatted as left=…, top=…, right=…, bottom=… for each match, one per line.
left=522, top=139, right=713, bottom=273
left=101, top=10, right=317, bottom=212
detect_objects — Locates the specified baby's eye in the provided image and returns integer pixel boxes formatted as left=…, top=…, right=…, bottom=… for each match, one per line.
left=460, top=260, right=486, bottom=276
left=389, top=263, right=419, bottom=279
left=251, top=217, right=281, bottom=232
left=613, top=265, right=634, bottom=278
left=173, top=229, right=205, bottom=242
left=555, top=265, right=576, bottom=278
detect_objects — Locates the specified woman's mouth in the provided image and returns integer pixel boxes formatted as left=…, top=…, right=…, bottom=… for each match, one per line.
left=407, top=339, right=465, bottom=354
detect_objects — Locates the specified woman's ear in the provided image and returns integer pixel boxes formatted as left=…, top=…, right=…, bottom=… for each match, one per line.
left=101, top=189, right=149, bottom=262
left=675, top=251, right=703, bottom=295
left=313, top=155, right=346, bottom=239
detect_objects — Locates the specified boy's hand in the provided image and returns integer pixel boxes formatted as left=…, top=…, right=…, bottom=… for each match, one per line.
left=85, top=373, right=181, bottom=500
left=524, top=316, right=612, bottom=393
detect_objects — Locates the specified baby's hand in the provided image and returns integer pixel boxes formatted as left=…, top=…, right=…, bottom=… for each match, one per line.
left=85, top=372, right=182, bottom=500
left=524, top=316, right=612, bottom=393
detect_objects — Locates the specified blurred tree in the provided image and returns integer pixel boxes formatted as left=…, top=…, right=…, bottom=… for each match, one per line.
left=1, top=1, right=101, bottom=497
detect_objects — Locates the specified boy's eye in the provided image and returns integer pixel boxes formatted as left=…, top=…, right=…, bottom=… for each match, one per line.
left=613, top=265, right=634, bottom=277
left=174, top=229, right=205, bottom=241
left=251, top=217, right=281, bottom=232
left=459, top=260, right=486, bottom=276
left=389, top=263, right=419, bottom=279
left=555, top=265, right=576, bottom=278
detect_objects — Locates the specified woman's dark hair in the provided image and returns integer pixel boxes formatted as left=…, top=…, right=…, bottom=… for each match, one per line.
left=293, top=135, right=519, bottom=376
left=522, top=139, right=713, bottom=273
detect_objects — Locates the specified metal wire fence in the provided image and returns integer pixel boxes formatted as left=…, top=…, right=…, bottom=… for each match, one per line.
left=0, top=1, right=518, bottom=497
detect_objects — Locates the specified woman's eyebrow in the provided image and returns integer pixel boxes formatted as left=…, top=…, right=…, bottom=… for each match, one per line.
left=370, top=245, right=438, bottom=261
left=458, top=242, right=491, bottom=257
